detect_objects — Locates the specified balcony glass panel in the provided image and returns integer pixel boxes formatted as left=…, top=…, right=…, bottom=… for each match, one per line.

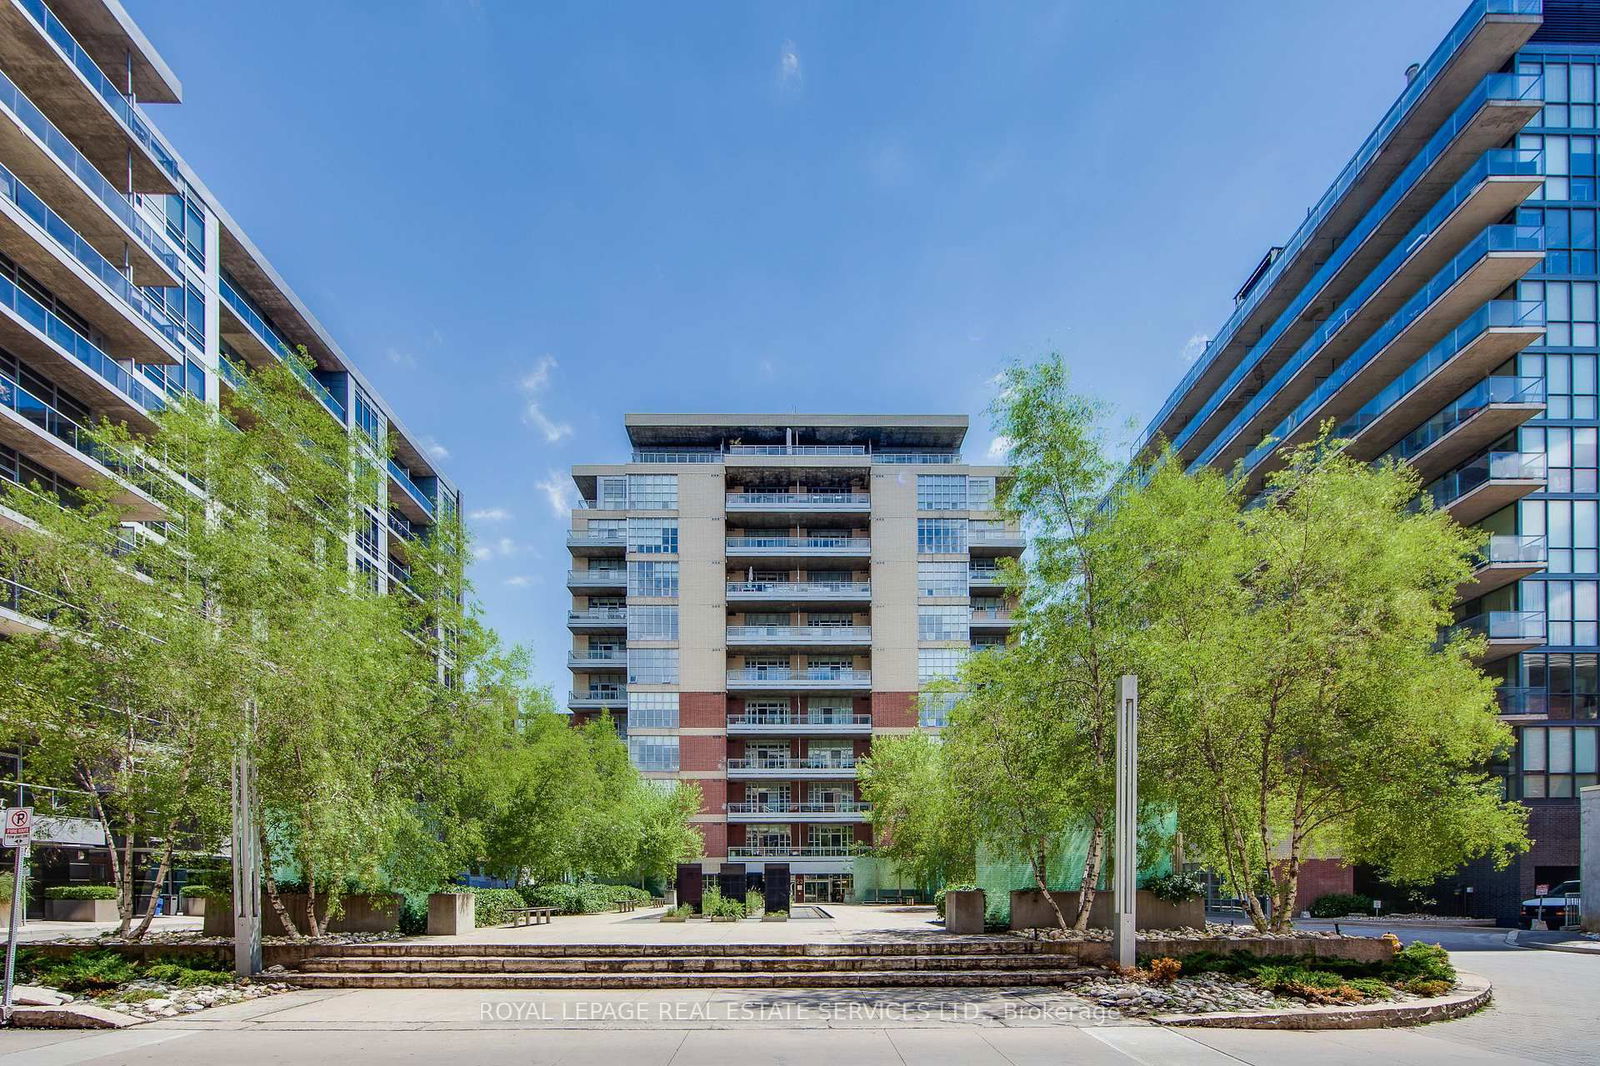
left=218, top=276, right=346, bottom=421
left=1480, top=534, right=1547, bottom=566
left=0, top=367, right=143, bottom=476
left=726, top=491, right=871, bottom=507
left=726, top=581, right=871, bottom=595
left=1449, top=610, right=1546, bottom=642
left=1386, top=375, right=1546, bottom=463
left=0, top=271, right=164, bottom=413
left=388, top=458, right=436, bottom=518
left=629, top=450, right=723, bottom=463
left=1424, top=450, right=1547, bottom=506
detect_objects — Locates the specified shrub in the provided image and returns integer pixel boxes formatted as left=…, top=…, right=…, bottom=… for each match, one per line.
left=397, top=892, right=429, bottom=936
left=178, top=885, right=212, bottom=900
left=700, top=884, right=723, bottom=917
left=521, top=881, right=651, bottom=914
left=1401, top=977, right=1453, bottom=998
left=745, top=888, right=762, bottom=916
left=473, top=888, right=527, bottom=927
left=1145, top=957, right=1182, bottom=983
left=1308, top=892, right=1375, bottom=918
left=27, top=951, right=136, bottom=992
left=44, top=885, right=117, bottom=901
left=667, top=904, right=694, bottom=918
left=143, top=960, right=231, bottom=988
left=1144, top=872, right=1206, bottom=904
left=1387, top=942, right=1456, bottom=985
left=934, top=882, right=979, bottom=918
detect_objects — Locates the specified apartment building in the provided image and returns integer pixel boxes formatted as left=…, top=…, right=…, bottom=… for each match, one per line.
left=1140, top=0, right=1597, bottom=923
left=565, top=415, right=1017, bottom=902
left=0, top=0, right=457, bottom=904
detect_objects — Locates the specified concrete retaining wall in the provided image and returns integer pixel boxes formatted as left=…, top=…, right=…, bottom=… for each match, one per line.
left=943, top=890, right=986, bottom=935
left=202, top=893, right=400, bottom=936
left=1009, top=889, right=1204, bottom=931
left=1074, top=936, right=1399, bottom=965
left=43, top=899, right=118, bottom=922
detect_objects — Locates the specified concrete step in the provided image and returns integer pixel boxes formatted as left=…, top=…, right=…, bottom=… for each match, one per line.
left=297, top=953, right=1074, bottom=975
left=282, top=967, right=1097, bottom=990
left=305, top=940, right=1058, bottom=960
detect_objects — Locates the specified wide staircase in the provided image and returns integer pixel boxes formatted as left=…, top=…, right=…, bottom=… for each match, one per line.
left=280, top=940, right=1091, bottom=989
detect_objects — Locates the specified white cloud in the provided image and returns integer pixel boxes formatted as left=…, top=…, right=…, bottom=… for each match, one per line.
left=472, top=546, right=492, bottom=562
left=535, top=470, right=577, bottom=517
left=422, top=437, right=450, bottom=461
left=504, top=575, right=531, bottom=588
left=495, top=537, right=518, bottom=558
left=469, top=507, right=512, bottom=522
left=777, top=40, right=801, bottom=91
left=519, top=355, right=572, bottom=443
left=1180, top=333, right=1211, bottom=364
left=987, top=436, right=1011, bottom=461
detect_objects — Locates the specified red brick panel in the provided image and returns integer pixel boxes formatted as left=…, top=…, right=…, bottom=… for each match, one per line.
left=680, top=735, right=727, bottom=772
left=681, top=692, right=728, bottom=728
left=695, top=777, right=727, bottom=815
left=1293, top=858, right=1356, bottom=913
left=871, top=692, right=918, bottom=728
left=699, top=821, right=727, bottom=858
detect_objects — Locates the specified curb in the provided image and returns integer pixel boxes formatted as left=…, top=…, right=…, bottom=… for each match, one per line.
left=1153, top=972, right=1491, bottom=1030
left=1527, top=942, right=1600, bottom=957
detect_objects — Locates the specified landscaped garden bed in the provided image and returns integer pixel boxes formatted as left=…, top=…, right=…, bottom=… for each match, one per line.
left=11, top=949, right=293, bottom=1024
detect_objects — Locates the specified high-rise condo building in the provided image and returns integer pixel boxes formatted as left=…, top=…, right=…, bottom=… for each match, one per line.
left=565, top=415, right=1018, bottom=902
left=0, top=0, right=456, bottom=901
left=1140, top=0, right=1595, bottom=923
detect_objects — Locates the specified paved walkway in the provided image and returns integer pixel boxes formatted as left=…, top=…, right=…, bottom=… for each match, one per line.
left=440, top=904, right=947, bottom=946
left=5, top=916, right=201, bottom=945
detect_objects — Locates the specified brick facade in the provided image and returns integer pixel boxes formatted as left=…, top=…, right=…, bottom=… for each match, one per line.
left=681, top=692, right=726, bottom=729
left=871, top=691, right=918, bottom=728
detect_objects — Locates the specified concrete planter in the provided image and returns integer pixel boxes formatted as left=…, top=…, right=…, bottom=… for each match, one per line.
left=181, top=897, right=206, bottom=917
left=761, top=913, right=788, bottom=922
left=426, top=893, right=475, bottom=936
left=660, top=914, right=688, bottom=923
left=44, top=898, right=119, bottom=922
left=1009, top=889, right=1205, bottom=932
left=944, top=889, right=986, bottom=935
left=710, top=915, right=739, bottom=922
left=203, top=892, right=400, bottom=937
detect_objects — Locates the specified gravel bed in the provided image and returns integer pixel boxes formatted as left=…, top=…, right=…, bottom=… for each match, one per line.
left=40, top=930, right=406, bottom=948
left=1074, top=973, right=1293, bottom=1016
left=1015, top=922, right=1371, bottom=943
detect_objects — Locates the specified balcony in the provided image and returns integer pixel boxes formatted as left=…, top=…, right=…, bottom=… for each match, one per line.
left=630, top=450, right=724, bottom=464
left=0, top=573, right=68, bottom=635
left=1203, top=222, right=1545, bottom=473
left=726, top=580, right=870, bottom=603
left=567, top=527, right=627, bottom=554
left=968, top=568, right=1003, bottom=588
left=1146, top=20, right=1547, bottom=455
left=726, top=845, right=864, bottom=859
left=726, top=625, right=871, bottom=647
left=568, top=607, right=628, bottom=631
left=0, top=369, right=162, bottom=520
left=1387, top=374, right=1546, bottom=481
left=567, top=568, right=627, bottom=590
left=726, top=802, right=872, bottom=822
left=726, top=712, right=873, bottom=735
left=872, top=452, right=963, bottom=464
left=1445, top=609, right=1545, bottom=662
left=969, top=608, right=1017, bottom=630
left=968, top=528, right=1024, bottom=553
left=1424, top=450, right=1545, bottom=526
left=725, top=491, right=871, bottom=513
left=1328, top=300, right=1546, bottom=466
left=1461, top=534, right=1546, bottom=600
left=728, top=445, right=866, bottom=457
left=218, top=276, right=347, bottom=423
left=568, top=689, right=627, bottom=710
left=0, top=65, right=181, bottom=286
left=0, top=0, right=181, bottom=194
left=387, top=458, right=436, bottom=523
left=726, top=757, right=860, bottom=778
left=726, top=668, right=872, bottom=691
left=1496, top=686, right=1598, bottom=720
left=725, top=536, right=871, bottom=559
left=568, top=650, right=627, bottom=671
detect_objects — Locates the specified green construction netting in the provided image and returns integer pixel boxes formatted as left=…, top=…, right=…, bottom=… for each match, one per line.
left=972, top=813, right=1178, bottom=923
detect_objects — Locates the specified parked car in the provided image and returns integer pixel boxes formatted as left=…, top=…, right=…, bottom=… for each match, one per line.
left=1521, top=880, right=1581, bottom=928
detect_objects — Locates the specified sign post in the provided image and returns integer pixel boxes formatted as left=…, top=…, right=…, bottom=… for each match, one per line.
left=1112, top=676, right=1139, bottom=969
left=2, top=806, right=33, bottom=1025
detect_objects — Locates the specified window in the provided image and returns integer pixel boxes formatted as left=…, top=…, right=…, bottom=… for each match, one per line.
left=628, top=474, right=677, bottom=510
left=919, top=605, right=971, bottom=641
left=628, top=736, right=679, bottom=772
left=919, top=691, right=959, bottom=729
left=352, top=384, right=384, bottom=449
left=808, top=825, right=851, bottom=849
left=806, top=612, right=853, bottom=627
left=628, top=692, right=679, bottom=729
left=597, top=476, right=628, bottom=510
left=1522, top=499, right=1599, bottom=575
left=1522, top=579, right=1599, bottom=646
left=1519, top=725, right=1599, bottom=798
left=967, top=477, right=998, bottom=512
left=1521, top=425, right=1598, bottom=494
left=1519, top=351, right=1598, bottom=421
left=356, top=510, right=380, bottom=559
left=628, top=605, right=679, bottom=641
left=628, top=561, right=678, bottom=598
left=918, top=561, right=966, bottom=597
left=1521, top=652, right=1600, bottom=719
left=917, top=518, right=967, bottom=554
left=807, top=697, right=853, bottom=722
left=628, top=518, right=678, bottom=554
left=917, top=475, right=968, bottom=510
left=743, top=700, right=790, bottom=722
left=918, top=648, right=967, bottom=684
left=743, top=611, right=791, bottom=626
left=627, top=647, right=679, bottom=685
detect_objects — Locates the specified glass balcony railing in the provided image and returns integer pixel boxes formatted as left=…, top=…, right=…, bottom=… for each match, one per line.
left=217, top=356, right=247, bottom=392
left=14, top=0, right=180, bottom=180
left=0, top=159, right=183, bottom=350
left=726, top=536, right=870, bottom=551
left=0, top=271, right=163, bottom=413
left=726, top=491, right=871, bottom=508
left=726, top=580, right=871, bottom=596
left=566, top=528, right=626, bottom=546
left=569, top=650, right=627, bottom=665
left=1385, top=375, right=1546, bottom=464
left=568, top=608, right=628, bottom=624
left=726, top=625, right=871, bottom=641
left=629, top=450, right=723, bottom=463
left=1424, top=450, right=1546, bottom=508
left=1150, top=60, right=1544, bottom=449
left=0, top=367, right=144, bottom=479
left=727, top=444, right=867, bottom=456
left=569, top=689, right=626, bottom=706
left=1210, top=223, right=1544, bottom=471
left=567, top=568, right=626, bottom=584
left=1447, top=610, right=1546, bottom=644
left=726, top=757, right=860, bottom=772
left=872, top=452, right=963, bottom=464
left=0, top=66, right=181, bottom=275
left=727, top=845, right=865, bottom=859
left=218, top=276, right=346, bottom=422
left=1478, top=534, right=1547, bottom=568
left=727, top=668, right=872, bottom=684
left=726, top=712, right=873, bottom=728
left=386, top=458, right=436, bottom=519
left=726, top=802, right=872, bottom=815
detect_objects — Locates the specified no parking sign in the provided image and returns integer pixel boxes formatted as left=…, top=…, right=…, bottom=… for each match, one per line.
left=0, top=808, right=30, bottom=849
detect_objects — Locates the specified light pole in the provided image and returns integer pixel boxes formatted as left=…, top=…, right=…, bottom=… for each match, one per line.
left=231, top=701, right=261, bottom=977
left=1112, top=675, right=1138, bottom=969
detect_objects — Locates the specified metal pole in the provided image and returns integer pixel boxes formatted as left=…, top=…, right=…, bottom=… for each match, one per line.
left=231, top=749, right=260, bottom=977
left=1112, top=675, right=1139, bottom=969
left=3, top=844, right=25, bottom=1024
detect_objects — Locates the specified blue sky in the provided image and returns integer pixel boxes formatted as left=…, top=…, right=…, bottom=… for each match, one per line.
left=134, top=0, right=1470, bottom=694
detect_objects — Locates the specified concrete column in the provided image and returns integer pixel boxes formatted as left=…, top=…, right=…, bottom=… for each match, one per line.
left=1112, top=675, right=1138, bottom=968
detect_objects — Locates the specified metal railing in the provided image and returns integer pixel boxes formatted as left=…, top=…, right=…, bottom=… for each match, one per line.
left=727, top=757, right=860, bottom=771
left=1424, top=451, right=1546, bottom=508
left=1447, top=610, right=1546, bottom=644
left=968, top=528, right=1023, bottom=543
left=0, top=368, right=147, bottom=480
left=726, top=492, right=871, bottom=508
left=726, top=802, right=871, bottom=815
left=569, top=608, right=628, bottom=624
left=726, top=625, right=871, bottom=641
left=1478, top=534, right=1547, bottom=568
left=970, top=608, right=1015, bottom=622
left=1387, top=375, right=1546, bottom=463
left=567, top=528, right=627, bottom=546
left=872, top=452, right=962, bottom=464
left=727, top=444, right=867, bottom=456
left=630, top=450, right=724, bottom=463
left=726, top=536, right=869, bottom=551
left=727, top=845, right=865, bottom=859
left=0, top=270, right=164, bottom=413
left=727, top=581, right=870, bottom=596
left=568, top=568, right=626, bottom=584
left=727, top=712, right=872, bottom=728
left=728, top=668, right=871, bottom=684
left=387, top=458, right=436, bottom=519
left=570, top=650, right=628, bottom=664
left=218, top=276, right=347, bottom=422
left=568, top=689, right=626, bottom=705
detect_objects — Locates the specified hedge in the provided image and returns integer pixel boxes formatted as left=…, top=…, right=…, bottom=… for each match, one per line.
left=520, top=881, right=651, bottom=914
left=44, top=885, right=117, bottom=901
left=1309, top=892, right=1375, bottom=918
left=473, top=888, right=526, bottom=927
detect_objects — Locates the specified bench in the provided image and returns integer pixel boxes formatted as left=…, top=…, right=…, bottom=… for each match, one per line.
left=505, top=906, right=556, bottom=927
left=613, top=899, right=637, bottom=913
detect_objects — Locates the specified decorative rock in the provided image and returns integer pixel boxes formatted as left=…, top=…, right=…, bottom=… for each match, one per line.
left=11, top=985, right=68, bottom=1007
left=9, top=1004, right=145, bottom=1029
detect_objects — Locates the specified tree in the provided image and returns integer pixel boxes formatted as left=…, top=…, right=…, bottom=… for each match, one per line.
left=859, top=730, right=975, bottom=893
left=1126, top=436, right=1529, bottom=930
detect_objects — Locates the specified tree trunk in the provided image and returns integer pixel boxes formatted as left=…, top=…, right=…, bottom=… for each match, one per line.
left=129, top=842, right=173, bottom=941
left=260, top=826, right=300, bottom=939
left=1030, top=840, right=1071, bottom=934
left=1074, top=821, right=1105, bottom=930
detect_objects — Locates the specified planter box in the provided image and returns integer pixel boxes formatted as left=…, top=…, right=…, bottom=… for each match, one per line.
left=710, top=915, right=739, bottom=922
left=427, top=892, right=474, bottom=936
left=44, top=899, right=119, bottom=922
left=944, top=889, right=986, bottom=935
left=1009, top=889, right=1205, bottom=932
left=660, top=914, right=687, bottom=923
left=181, top=897, right=206, bottom=917
left=203, top=892, right=400, bottom=937
left=761, top=913, right=788, bottom=922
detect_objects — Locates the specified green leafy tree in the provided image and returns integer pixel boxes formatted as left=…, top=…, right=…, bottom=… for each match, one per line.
left=859, top=731, right=975, bottom=894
